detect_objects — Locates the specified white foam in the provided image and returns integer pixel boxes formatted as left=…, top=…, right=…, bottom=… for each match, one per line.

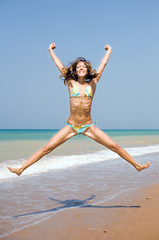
left=1, top=144, right=159, bottom=180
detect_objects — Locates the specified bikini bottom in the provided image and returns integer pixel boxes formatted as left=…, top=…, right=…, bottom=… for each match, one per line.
left=67, top=122, right=93, bottom=135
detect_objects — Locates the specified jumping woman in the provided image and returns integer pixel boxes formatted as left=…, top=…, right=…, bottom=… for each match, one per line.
left=8, top=43, right=151, bottom=176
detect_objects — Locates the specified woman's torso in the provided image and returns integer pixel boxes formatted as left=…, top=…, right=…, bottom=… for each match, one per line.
left=67, top=79, right=97, bottom=126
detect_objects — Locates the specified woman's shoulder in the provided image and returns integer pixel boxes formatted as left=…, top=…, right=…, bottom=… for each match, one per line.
left=88, top=79, right=97, bottom=87
left=67, top=79, right=77, bottom=88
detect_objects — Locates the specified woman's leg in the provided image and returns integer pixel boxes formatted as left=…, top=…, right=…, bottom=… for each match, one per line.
left=8, top=125, right=77, bottom=176
left=83, top=125, right=151, bottom=171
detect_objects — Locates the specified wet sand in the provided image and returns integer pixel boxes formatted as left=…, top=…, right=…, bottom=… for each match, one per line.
left=1, top=183, right=159, bottom=240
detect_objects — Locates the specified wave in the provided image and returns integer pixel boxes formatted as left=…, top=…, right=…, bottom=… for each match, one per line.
left=1, top=144, right=159, bottom=180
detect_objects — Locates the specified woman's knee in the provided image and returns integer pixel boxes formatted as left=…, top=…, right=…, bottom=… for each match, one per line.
left=109, top=143, right=120, bottom=152
left=41, top=145, right=53, bottom=155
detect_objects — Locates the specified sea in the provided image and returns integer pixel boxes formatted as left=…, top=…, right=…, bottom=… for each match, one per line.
left=0, top=129, right=159, bottom=238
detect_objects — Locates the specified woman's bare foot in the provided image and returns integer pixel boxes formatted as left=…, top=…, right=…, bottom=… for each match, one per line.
left=136, top=162, right=151, bottom=172
left=7, top=167, right=23, bottom=176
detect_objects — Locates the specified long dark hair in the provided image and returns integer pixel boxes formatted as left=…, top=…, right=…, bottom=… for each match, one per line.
left=60, top=57, right=99, bottom=84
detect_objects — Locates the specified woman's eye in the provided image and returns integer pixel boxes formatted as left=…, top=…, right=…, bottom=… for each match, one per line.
left=77, top=65, right=86, bottom=69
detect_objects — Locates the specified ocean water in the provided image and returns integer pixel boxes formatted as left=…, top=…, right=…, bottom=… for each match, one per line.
left=0, top=129, right=159, bottom=238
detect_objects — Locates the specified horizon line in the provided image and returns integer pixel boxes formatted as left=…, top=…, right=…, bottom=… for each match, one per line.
left=0, top=129, right=159, bottom=131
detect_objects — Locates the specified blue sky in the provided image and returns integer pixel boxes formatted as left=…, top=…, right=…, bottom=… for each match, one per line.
left=0, top=0, right=159, bottom=129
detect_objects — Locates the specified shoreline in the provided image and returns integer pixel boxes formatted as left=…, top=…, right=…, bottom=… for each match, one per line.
left=1, top=182, right=159, bottom=240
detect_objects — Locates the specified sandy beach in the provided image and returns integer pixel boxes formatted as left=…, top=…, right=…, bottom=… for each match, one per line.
left=1, top=130, right=159, bottom=239
left=1, top=183, right=159, bottom=240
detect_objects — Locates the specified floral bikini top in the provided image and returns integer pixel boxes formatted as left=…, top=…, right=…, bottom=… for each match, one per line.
left=70, top=84, right=93, bottom=98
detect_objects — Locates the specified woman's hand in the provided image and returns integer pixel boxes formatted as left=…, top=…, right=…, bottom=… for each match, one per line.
left=105, top=44, right=112, bottom=51
left=49, top=43, right=56, bottom=52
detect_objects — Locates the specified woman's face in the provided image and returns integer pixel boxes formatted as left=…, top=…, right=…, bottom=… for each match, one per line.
left=76, top=61, right=87, bottom=78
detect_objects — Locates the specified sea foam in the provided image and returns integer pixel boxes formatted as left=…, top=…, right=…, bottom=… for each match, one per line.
left=1, top=144, right=159, bottom=180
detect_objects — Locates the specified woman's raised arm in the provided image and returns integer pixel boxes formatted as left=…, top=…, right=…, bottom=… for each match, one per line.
left=95, top=44, right=112, bottom=83
left=48, top=43, right=65, bottom=73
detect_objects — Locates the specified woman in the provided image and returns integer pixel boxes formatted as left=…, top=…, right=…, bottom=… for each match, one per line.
left=8, top=43, right=151, bottom=176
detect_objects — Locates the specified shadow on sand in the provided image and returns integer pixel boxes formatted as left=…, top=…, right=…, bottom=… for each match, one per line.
left=12, top=195, right=141, bottom=218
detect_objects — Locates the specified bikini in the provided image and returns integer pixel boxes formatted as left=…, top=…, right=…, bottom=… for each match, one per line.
left=67, top=84, right=94, bottom=134
left=70, top=84, right=93, bottom=98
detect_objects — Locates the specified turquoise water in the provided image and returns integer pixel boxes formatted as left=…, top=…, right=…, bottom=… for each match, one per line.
left=1, top=129, right=159, bottom=141
left=1, top=129, right=159, bottom=162
left=0, top=129, right=59, bottom=141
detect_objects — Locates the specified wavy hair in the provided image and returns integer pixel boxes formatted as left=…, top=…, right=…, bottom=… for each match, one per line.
left=60, top=57, right=99, bottom=85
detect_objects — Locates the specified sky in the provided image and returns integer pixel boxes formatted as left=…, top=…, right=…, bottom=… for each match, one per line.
left=0, top=0, right=159, bottom=129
